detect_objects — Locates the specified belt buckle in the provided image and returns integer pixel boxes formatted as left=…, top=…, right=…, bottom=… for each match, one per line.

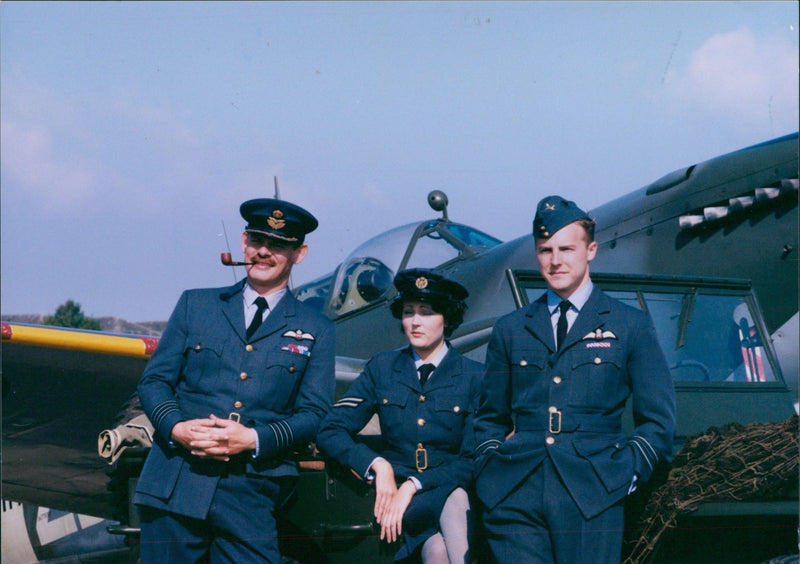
left=548, top=410, right=562, bottom=434
left=415, top=443, right=428, bottom=472
left=228, top=412, right=241, bottom=423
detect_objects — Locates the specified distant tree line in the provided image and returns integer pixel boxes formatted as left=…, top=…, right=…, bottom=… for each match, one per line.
left=45, top=300, right=101, bottom=330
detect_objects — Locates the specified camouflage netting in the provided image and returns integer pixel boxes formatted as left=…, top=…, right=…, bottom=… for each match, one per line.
left=623, top=415, right=799, bottom=564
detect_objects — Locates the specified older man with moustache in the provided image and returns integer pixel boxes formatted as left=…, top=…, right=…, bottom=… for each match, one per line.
left=134, top=198, right=335, bottom=563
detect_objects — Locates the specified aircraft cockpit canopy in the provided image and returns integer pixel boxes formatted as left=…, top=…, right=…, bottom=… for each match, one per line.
left=294, top=219, right=501, bottom=318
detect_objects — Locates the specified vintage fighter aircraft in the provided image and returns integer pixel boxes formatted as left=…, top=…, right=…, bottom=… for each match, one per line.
left=2, top=132, right=798, bottom=563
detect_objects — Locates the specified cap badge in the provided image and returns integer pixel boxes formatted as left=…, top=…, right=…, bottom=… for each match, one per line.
left=415, top=276, right=429, bottom=289
left=268, top=210, right=286, bottom=230
left=545, top=203, right=556, bottom=211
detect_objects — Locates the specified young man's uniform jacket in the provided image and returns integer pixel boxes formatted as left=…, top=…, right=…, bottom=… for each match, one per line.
left=473, top=285, right=676, bottom=520
left=133, top=280, right=335, bottom=519
left=316, top=345, right=483, bottom=558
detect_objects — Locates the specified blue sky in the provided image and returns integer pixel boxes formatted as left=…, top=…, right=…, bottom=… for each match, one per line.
left=1, top=1, right=797, bottom=322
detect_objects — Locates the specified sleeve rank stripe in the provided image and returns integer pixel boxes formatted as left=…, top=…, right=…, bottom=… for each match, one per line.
left=476, top=439, right=502, bottom=455
left=269, top=420, right=293, bottom=451
left=632, top=434, right=658, bottom=462
left=629, top=437, right=656, bottom=472
left=333, top=397, right=364, bottom=408
left=150, top=400, right=180, bottom=430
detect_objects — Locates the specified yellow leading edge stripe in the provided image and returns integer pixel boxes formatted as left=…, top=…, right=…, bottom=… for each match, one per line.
left=2, top=323, right=156, bottom=359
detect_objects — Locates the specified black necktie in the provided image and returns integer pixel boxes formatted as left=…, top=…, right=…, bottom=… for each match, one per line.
left=556, top=300, right=571, bottom=350
left=246, top=297, right=268, bottom=340
left=419, top=363, right=435, bottom=386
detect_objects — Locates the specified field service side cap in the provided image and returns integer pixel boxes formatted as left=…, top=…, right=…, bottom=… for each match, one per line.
left=533, top=195, right=590, bottom=239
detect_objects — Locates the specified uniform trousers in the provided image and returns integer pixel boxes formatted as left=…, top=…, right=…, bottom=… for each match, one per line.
left=481, top=457, right=624, bottom=564
left=139, top=473, right=293, bottom=564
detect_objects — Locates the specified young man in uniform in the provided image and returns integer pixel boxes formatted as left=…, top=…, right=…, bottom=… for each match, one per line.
left=473, top=195, right=676, bottom=563
left=134, top=198, right=335, bottom=563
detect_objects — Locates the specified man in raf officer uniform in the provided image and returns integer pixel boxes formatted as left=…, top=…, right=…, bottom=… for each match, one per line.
left=134, top=198, right=335, bottom=563
left=473, top=195, right=676, bottom=563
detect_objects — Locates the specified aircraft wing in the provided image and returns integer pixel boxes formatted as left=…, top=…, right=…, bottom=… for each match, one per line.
left=1, top=323, right=155, bottom=519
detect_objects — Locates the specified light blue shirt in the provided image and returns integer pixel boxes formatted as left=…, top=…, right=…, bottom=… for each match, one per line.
left=412, top=343, right=449, bottom=380
left=546, top=280, right=593, bottom=344
left=243, top=283, right=287, bottom=327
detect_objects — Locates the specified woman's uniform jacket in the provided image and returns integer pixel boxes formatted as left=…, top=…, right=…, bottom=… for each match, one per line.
left=133, top=280, right=335, bottom=520
left=316, top=345, right=483, bottom=556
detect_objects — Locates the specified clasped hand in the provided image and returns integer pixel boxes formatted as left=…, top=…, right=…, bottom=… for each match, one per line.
left=371, top=459, right=417, bottom=544
left=170, top=414, right=256, bottom=461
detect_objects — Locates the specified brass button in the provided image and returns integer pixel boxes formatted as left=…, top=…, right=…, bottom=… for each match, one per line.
left=453, top=405, right=460, bottom=413
left=546, top=436, right=555, bottom=445
left=417, top=418, right=426, bottom=427
left=383, top=398, right=388, bottom=404
left=245, top=344, right=254, bottom=352
left=553, top=376, right=562, bottom=384
left=240, top=372, right=248, bottom=380
left=548, top=406, right=558, bottom=413
left=289, top=366, right=295, bottom=373
left=594, top=357, right=602, bottom=365
left=419, top=395, right=426, bottom=403
left=519, top=359, right=528, bottom=367
left=234, top=401, right=243, bottom=409
left=195, top=345, right=201, bottom=350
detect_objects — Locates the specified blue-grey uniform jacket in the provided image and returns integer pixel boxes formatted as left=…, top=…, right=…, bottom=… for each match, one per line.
left=473, top=286, right=676, bottom=519
left=318, top=345, right=483, bottom=491
left=133, top=280, right=335, bottom=520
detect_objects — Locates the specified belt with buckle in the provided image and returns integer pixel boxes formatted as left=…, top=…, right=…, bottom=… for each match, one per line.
left=415, top=443, right=428, bottom=472
left=548, top=409, right=562, bottom=434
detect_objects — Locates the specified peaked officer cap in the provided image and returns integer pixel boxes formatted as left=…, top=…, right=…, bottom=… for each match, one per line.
left=241, top=198, right=318, bottom=244
left=533, top=195, right=591, bottom=239
left=391, top=268, right=468, bottom=319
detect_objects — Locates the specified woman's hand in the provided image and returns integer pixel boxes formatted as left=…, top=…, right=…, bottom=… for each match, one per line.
left=380, top=480, right=416, bottom=543
left=371, top=459, right=397, bottom=525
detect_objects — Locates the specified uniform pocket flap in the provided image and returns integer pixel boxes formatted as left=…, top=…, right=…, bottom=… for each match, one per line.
left=434, top=394, right=470, bottom=414
left=511, top=349, right=546, bottom=369
left=267, top=349, right=310, bottom=372
left=184, top=334, right=225, bottom=356
left=379, top=388, right=409, bottom=407
left=573, top=437, right=633, bottom=493
left=571, top=348, right=622, bottom=369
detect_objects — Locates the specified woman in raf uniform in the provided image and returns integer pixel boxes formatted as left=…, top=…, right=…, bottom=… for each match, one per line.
left=317, top=268, right=483, bottom=564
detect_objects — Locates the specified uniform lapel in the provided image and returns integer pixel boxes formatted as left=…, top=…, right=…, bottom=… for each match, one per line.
left=561, top=286, right=610, bottom=352
left=250, top=291, right=294, bottom=341
left=219, top=281, right=247, bottom=342
left=393, top=347, right=423, bottom=392
left=423, top=346, right=460, bottom=392
left=524, top=296, right=557, bottom=352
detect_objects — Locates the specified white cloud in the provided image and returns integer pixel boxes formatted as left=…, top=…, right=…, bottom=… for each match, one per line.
left=662, top=27, right=798, bottom=134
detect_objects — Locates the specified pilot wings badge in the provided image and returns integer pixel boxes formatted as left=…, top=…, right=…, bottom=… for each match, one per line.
left=282, top=329, right=315, bottom=341
left=582, top=328, right=617, bottom=348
